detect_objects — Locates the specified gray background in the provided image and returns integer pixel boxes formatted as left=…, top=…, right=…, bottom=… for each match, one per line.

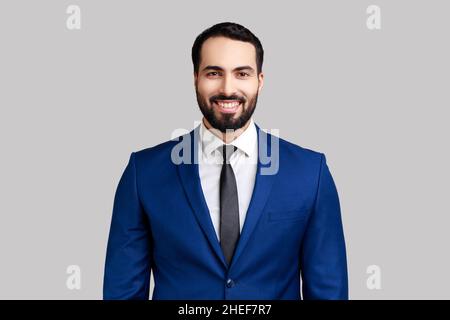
left=0, top=0, right=449, bottom=299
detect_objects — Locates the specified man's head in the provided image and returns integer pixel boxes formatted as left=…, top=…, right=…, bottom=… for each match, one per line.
left=192, top=22, right=264, bottom=133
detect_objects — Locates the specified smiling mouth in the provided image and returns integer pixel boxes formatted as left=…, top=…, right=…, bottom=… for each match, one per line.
left=213, top=100, right=243, bottom=114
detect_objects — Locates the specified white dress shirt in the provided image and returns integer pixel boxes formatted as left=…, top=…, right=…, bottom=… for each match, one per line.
left=198, top=118, right=258, bottom=241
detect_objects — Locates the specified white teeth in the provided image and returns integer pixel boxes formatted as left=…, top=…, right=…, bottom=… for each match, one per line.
left=216, top=101, right=240, bottom=109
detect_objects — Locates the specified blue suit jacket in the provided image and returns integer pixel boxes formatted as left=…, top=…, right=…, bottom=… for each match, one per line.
left=103, top=124, right=348, bottom=300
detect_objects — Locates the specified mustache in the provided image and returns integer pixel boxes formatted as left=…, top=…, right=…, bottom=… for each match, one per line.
left=210, top=95, right=245, bottom=104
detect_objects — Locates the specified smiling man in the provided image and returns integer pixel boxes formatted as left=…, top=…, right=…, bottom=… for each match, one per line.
left=194, top=34, right=263, bottom=142
left=103, top=22, right=348, bottom=300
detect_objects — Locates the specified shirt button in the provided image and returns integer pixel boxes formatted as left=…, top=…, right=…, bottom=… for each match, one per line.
left=226, top=279, right=235, bottom=288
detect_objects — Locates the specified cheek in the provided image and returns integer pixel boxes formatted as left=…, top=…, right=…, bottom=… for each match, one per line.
left=197, top=80, right=220, bottom=95
left=241, top=81, right=259, bottom=98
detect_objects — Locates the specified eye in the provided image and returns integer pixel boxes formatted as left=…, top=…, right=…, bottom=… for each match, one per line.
left=206, top=71, right=221, bottom=77
left=238, top=72, right=250, bottom=77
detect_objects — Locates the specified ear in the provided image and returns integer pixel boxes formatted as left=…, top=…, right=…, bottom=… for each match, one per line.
left=257, top=72, right=264, bottom=93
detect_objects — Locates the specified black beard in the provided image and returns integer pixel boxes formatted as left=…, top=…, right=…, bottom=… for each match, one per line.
left=196, top=90, right=258, bottom=133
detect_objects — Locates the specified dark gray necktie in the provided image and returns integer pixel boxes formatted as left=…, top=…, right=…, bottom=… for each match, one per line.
left=219, top=144, right=240, bottom=266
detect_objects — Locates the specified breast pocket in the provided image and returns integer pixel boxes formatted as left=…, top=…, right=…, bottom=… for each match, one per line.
left=268, top=207, right=310, bottom=222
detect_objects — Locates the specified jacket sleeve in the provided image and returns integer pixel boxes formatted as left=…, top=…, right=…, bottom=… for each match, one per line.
left=300, top=153, right=348, bottom=300
left=103, top=152, right=152, bottom=300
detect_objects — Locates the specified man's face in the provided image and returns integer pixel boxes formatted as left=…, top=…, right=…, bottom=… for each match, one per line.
left=194, top=36, right=264, bottom=133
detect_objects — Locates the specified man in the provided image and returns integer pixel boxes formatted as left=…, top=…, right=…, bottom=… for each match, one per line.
left=103, top=22, right=348, bottom=300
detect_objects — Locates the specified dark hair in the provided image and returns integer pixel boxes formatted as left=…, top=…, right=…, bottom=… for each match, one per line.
left=192, top=22, right=264, bottom=75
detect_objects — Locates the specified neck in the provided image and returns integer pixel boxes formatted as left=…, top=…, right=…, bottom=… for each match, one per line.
left=203, top=118, right=251, bottom=144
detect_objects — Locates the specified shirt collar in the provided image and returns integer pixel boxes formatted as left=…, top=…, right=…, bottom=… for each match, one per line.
left=199, top=117, right=257, bottom=159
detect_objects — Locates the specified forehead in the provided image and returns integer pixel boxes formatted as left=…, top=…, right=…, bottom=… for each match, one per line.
left=199, top=36, right=257, bottom=70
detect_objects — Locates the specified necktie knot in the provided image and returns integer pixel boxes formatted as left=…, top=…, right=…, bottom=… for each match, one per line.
left=221, top=144, right=237, bottom=165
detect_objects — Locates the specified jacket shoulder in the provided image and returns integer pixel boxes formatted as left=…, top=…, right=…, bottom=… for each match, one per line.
left=132, top=131, right=190, bottom=164
left=276, top=134, right=324, bottom=162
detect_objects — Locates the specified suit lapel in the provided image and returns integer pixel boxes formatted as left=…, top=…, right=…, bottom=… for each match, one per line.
left=177, top=126, right=228, bottom=268
left=229, top=123, right=277, bottom=269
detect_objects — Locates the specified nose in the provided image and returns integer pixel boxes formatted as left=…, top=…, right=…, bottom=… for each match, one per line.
left=218, top=74, right=237, bottom=97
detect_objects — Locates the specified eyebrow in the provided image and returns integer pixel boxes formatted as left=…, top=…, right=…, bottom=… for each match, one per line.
left=201, top=65, right=255, bottom=73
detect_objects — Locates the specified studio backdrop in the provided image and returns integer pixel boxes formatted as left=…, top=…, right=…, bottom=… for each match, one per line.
left=0, top=0, right=449, bottom=299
